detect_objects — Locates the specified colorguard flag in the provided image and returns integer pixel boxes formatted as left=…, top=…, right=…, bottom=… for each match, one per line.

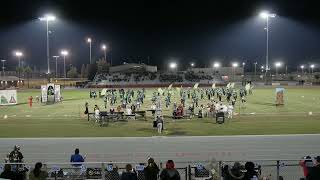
left=168, top=84, right=173, bottom=90
left=194, top=83, right=199, bottom=89
left=226, top=83, right=231, bottom=89
left=211, top=83, right=216, bottom=89
left=245, top=83, right=251, bottom=92
left=157, top=88, right=163, bottom=94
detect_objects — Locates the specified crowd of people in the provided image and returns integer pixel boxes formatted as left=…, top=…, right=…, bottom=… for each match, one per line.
left=159, top=74, right=183, bottom=82
left=1, top=145, right=320, bottom=180
left=185, top=71, right=214, bottom=82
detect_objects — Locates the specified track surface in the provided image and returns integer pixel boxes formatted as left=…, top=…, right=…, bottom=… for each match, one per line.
left=0, top=134, right=319, bottom=163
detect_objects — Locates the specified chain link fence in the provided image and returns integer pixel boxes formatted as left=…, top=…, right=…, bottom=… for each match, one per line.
left=0, top=159, right=306, bottom=180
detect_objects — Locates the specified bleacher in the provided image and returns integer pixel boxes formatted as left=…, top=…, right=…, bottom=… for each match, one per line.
left=91, top=71, right=224, bottom=87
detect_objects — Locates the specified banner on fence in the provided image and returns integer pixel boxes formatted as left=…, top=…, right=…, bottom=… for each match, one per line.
left=0, top=90, right=17, bottom=105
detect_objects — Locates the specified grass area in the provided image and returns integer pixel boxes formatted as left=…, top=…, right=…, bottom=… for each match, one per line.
left=0, top=87, right=320, bottom=137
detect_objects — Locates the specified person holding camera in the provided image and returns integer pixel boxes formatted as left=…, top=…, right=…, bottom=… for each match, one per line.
left=144, top=158, right=160, bottom=180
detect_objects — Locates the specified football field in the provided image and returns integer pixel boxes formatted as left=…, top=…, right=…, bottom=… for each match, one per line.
left=0, top=87, right=320, bottom=137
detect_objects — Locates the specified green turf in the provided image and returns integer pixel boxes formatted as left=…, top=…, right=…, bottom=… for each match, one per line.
left=0, top=87, right=320, bottom=137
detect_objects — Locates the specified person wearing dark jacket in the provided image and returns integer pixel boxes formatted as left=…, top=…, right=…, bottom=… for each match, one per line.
left=144, top=158, right=160, bottom=180
left=160, top=160, right=180, bottom=180
left=307, top=156, right=320, bottom=180
left=0, top=164, right=18, bottom=180
left=223, top=162, right=244, bottom=180
left=243, top=161, right=259, bottom=180
left=121, top=164, right=138, bottom=180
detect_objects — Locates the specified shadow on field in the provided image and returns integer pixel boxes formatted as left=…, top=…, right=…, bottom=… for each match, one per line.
left=167, top=128, right=187, bottom=136
left=251, top=101, right=275, bottom=106
left=15, top=102, right=28, bottom=106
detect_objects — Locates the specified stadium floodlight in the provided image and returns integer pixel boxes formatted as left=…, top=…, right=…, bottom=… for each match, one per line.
left=213, top=62, right=220, bottom=68
left=300, top=65, right=304, bottom=69
left=101, top=44, right=107, bottom=61
left=14, top=51, right=23, bottom=68
left=40, top=14, right=56, bottom=74
left=275, top=62, right=282, bottom=67
left=39, top=14, right=56, bottom=21
left=87, top=38, right=92, bottom=64
left=190, top=62, right=195, bottom=67
left=52, top=56, right=59, bottom=78
left=275, top=62, right=282, bottom=76
left=231, top=63, right=238, bottom=81
left=310, top=64, right=315, bottom=74
left=14, top=51, right=23, bottom=81
left=60, top=50, right=69, bottom=78
left=259, top=10, right=276, bottom=73
left=169, top=62, right=177, bottom=69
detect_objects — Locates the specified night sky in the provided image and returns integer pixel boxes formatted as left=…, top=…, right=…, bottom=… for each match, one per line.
left=0, top=0, right=320, bottom=72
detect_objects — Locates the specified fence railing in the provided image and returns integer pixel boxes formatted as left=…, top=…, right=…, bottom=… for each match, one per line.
left=0, top=159, right=306, bottom=180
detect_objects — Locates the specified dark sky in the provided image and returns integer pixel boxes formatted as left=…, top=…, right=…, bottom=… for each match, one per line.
left=1, top=0, right=320, bottom=72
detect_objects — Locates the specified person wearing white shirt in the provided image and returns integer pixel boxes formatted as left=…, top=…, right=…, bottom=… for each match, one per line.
left=227, top=104, right=234, bottom=119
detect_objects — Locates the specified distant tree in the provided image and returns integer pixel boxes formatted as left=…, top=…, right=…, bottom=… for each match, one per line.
left=67, top=67, right=78, bottom=78
left=16, top=67, right=23, bottom=80
left=24, top=66, right=33, bottom=88
left=96, top=58, right=109, bottom=73
left=85, top=64, right=89, bottom=78
left=81, top=64, right=86, bottom=78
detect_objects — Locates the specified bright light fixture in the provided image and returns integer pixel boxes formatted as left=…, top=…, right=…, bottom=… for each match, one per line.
left=232, top=63, right=238, bottom=67
left=275, top=62, right=282, bottom=67
left=169, top=62, right=177, bottom=69
left=213, top=62, right=220, bottom=68
left=61, top=50, right=69, bottom=56
left=15, top=51, right=23, bottom=57
left=39, top=14, right=56, bottom=21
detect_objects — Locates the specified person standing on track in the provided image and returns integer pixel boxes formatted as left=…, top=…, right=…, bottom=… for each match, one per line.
left=28, top=96, right=33, bottom=107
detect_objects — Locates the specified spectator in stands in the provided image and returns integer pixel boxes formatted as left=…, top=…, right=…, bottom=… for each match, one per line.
left=306, top=156, right=320, bottom=180
left=70, top=148, right=85, bottom=167
left=121, top=164, right=138, bottom=180
left=160, top=160, right=180, bottom=180
left=300, top=156, right=314, bottom=178
left=222, top=162, right=244, bottom=180
left=0, top=164, right=17, bottom=180
left=29, top=162, right=48, bottom=180
left=9, top=145, right=24, bottom=163
left=144, top=158, right=160, bottom=180
left=243, top=161, right=259, bottom=180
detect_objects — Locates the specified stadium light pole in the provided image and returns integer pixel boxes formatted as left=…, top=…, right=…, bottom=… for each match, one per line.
left=242, top=62, right=245, bottom=76
left=60, top=50, right=69, bottom=78
left=39, top=14, right=56, bottom=74
left=213, top=62, right=220, bottom=76
left=300, top=65, right=305, bottom=76
left=254, top=62, right=258, bottom=77
left=260, top=11, right=276, bottom=73
left=275, top=62, right=282, bottom=76
left=14, top=51, right=23, bottom=81
left=15, top=51, right=23, bottom=68
left=232, top=63, right=238, bottom=81
left=1, top=60, right=6, bottom=77
left=190, top=62, right=195, bottom=68
left=310, top=64, right=315, bottom=74
left=87, top=38, right=92, bottom=64
left=52, top=56, right=59, bottom=78
left=101, top=44, right=107, bottom=61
